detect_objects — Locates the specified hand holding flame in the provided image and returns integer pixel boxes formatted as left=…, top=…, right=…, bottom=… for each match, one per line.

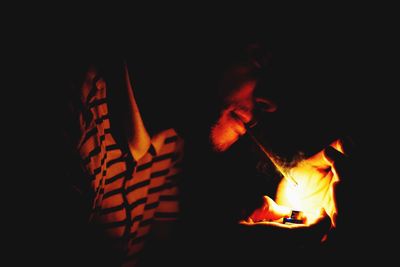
left=247, top=195, right=292, bottom=223
left=275, top=137, right=355, bottom=227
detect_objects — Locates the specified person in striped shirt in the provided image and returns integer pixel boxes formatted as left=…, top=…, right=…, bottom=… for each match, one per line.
left=64, top=60, right=183, bottom=267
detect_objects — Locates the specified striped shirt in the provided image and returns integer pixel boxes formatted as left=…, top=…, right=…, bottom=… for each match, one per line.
left=77, top=66, right=183, bottom=266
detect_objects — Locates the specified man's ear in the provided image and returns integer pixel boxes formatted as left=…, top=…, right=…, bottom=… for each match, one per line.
left=255, top=97, right=277, bottom=113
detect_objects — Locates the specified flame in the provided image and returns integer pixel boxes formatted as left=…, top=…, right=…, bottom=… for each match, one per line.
left=275, top=139, right=343, bottom=226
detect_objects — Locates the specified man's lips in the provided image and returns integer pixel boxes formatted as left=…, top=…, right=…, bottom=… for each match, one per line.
left=231, top=109, right=252, bottom=124
left=230, top=111, right=247, bottom=136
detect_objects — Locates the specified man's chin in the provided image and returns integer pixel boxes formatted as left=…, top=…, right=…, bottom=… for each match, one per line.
left=210, top=125, right=239, bottom=152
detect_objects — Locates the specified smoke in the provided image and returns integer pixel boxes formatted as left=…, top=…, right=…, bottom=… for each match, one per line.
left=249, top=125, right=309, bottom=186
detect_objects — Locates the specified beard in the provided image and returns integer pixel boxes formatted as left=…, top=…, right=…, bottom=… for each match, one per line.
left=209, top=123, right=240, bottom=152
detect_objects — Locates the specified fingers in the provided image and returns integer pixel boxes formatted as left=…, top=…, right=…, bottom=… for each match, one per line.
left=312, top=208, right=332, bottom=242
left=330, top=136, right=356, bottom=157
left=264, top=196, right=292, bottom=220
left=309, top=208, right=332, bottom=233
left=317, top=207, right=329, bottom=221
left=324, top=146, right=346, bottom=165
left=249, top=195, right=291, bottom=222
left=324, top=146, right=350, bottom=181
left=339, top=135, right=356, bottom=156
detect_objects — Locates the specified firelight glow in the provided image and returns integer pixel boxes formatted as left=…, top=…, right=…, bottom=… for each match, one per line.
left=275, top=140, right=344, bottom=225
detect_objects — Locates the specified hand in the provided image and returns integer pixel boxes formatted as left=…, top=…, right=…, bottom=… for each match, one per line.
left=323, top=137, right=355, bottom=228
left=239, top=208, right=332, bottom=245
left=324, top=137, right=354, bottom=182
left=248, top=195, right=292, bottom=223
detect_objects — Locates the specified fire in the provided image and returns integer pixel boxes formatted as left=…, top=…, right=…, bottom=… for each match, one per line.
left=275, top=140, right=344, bottom=226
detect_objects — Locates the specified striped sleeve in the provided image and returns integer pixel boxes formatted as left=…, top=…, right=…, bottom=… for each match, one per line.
left=154, top=134, right=184, bottom=221
left=77, top=66, right=127, bottom=218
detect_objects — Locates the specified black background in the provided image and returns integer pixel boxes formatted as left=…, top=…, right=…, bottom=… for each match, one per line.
left=12, top=9, right=395, bottom=266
